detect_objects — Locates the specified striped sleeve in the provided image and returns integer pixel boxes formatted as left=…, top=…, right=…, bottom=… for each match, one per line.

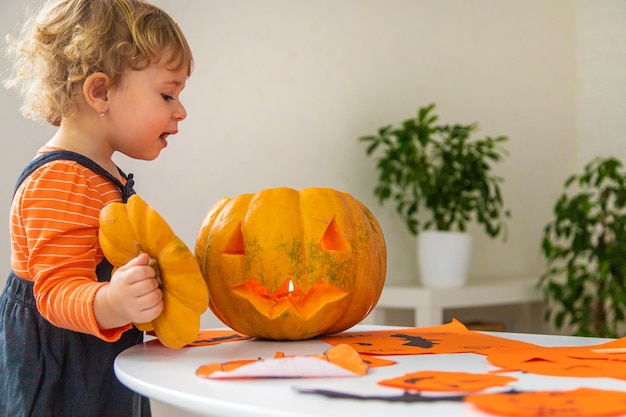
left=10, top=159, right=132, bottom=341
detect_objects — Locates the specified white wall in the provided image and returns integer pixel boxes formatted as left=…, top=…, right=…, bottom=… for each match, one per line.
left=576, top=1, right=626, bottom=164
left=1, top=1, right=625, bottom=416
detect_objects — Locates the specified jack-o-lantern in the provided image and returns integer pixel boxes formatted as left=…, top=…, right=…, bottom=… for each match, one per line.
left=194, top=187, right=386, bottom=340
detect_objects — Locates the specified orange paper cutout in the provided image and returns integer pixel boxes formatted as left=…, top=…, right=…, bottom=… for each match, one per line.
left=360, top=355, right=396, bottom=368
left=466, top=388, right=626, bottom=417
left=321, top=319, right=538, bottom=355
left=187, top=329, right=250, bottom=347
left=588, top=336, right=626, bottom=353
left=487, top=344, right=626, bottom=380
left=196, top=344, right=368, bottom=378
left=268, top=348, right=396, bottom=369
left=317, top=344, right=368, bottom=376
left=195, top=359, right=258, bottom=376
left=379, top=371, right=516, bottom=392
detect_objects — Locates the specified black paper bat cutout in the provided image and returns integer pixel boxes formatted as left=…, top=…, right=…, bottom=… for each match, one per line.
left=294, top=388, right=530, bottom=403
left=294, top=387, right=465, bottom=403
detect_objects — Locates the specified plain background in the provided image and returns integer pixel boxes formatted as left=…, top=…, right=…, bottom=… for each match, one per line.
left=1, top=1, right=625, bottom=416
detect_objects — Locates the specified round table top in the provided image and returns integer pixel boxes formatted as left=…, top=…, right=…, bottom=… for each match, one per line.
left=115, top=326, right=626, bottom=417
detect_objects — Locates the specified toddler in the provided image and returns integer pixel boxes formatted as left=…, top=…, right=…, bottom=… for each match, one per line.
left=0, top=0, right=193, bottom=416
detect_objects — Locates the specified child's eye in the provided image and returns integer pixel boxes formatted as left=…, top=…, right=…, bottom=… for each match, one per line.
left=162, top=94, right=174, bottom=101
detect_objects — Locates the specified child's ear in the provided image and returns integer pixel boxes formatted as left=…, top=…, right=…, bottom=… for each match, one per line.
left=83, top=72, right=111, bottom=114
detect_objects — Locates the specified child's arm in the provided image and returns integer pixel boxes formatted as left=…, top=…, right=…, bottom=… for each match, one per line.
left=93, top=252, right=164, bottom=330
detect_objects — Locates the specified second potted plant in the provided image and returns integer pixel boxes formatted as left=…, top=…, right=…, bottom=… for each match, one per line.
left=359, top=103, right=511, bottom=288
left=539, top=157, right=626, bottom=338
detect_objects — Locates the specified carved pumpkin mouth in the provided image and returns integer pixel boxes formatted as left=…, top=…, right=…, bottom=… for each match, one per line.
left=232, top=278, right=349, bottom=320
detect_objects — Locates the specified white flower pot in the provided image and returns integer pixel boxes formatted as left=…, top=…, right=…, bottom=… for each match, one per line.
left=417, top=230, right=472, bottom=288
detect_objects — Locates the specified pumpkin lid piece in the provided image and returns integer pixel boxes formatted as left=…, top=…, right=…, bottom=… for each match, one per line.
left=99, top=194, right=209, bottom=349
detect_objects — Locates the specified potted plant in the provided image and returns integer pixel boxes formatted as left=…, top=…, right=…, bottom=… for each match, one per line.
left=539, top=156, right=626, bottom=338
left=359, top=103, right=511, bottom=288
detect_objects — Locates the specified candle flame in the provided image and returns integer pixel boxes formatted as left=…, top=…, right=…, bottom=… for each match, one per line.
left=288, top=279, right=294, bottom=293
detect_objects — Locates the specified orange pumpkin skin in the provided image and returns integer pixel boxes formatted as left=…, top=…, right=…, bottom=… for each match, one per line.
left=99, top=194, right=209, bottom=349
left=195, top=187, right=386, bottom=340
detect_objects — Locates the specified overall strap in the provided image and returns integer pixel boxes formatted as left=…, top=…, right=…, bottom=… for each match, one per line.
left=13, top=150, right=136, bottom=202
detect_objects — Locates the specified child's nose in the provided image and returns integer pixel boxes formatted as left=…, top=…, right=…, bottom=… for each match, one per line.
left=174, top=102, right=187, bottom=121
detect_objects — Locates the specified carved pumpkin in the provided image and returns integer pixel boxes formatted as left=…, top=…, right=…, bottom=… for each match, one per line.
left=195, top=187, right=386, bottom=340
left=99, top=194, right=209, bottom=349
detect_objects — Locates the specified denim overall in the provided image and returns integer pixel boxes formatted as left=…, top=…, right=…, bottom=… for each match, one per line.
left=0, top=151, right=151, bottom=417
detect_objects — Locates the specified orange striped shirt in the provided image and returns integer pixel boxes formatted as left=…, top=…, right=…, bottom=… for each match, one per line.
left=11, top=148, right=132, bottom=341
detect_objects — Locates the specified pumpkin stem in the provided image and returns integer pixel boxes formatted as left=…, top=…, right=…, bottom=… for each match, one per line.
left=148, top=256, right=162, bottom=288
left=140, top=250, right=162, bottom=288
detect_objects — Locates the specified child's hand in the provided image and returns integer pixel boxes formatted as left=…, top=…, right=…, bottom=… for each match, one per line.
left=94, top=252, right=164, bottom=330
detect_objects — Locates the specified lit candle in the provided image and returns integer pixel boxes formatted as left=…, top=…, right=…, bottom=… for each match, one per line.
left=276, top=278, right=303, bottom=298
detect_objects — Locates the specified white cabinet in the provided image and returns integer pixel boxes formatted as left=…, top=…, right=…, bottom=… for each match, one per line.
left=368, top=277, right=543, bottom=330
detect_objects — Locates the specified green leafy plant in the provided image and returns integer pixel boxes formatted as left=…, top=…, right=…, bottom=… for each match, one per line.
left=359, top=103, right=511, bottom=237
left=539, top=157, right=626, bottom=338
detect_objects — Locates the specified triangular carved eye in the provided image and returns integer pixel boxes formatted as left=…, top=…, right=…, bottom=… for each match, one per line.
left=319, top=217, right=351, bottom=252
left=223, top=222, right=245, bottom=255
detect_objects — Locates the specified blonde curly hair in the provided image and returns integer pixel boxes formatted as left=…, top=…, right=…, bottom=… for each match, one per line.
left=4, top=0, right=193, bottom=126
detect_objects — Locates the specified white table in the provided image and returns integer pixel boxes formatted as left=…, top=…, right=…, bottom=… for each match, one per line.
left=115, top=326, right=626, bottom=417
left=370, top=277, right=542, bottom=327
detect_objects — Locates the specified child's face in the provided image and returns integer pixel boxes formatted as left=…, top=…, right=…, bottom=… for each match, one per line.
left=106, top=58, right=189, bottom=161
